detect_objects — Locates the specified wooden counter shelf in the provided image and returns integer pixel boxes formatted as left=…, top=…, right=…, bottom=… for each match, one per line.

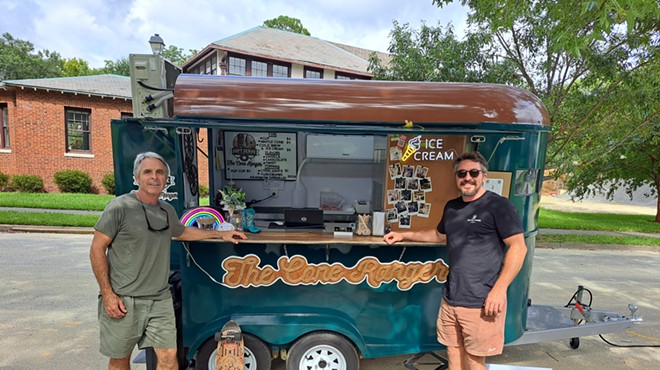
left=190, top=230, right=440, bottom=246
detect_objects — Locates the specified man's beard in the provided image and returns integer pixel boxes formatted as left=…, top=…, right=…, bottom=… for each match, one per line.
left=459, top=181, right=480, bottom=197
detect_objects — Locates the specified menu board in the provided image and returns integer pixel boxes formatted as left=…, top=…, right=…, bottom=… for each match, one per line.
left=224, top=132, right=297, bottom=180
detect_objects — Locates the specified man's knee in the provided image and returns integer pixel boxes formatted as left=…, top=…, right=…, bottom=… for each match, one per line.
left=154, top=348, right=178, bottom=370
left=108, top=355, right=131, bottom=370
left=446, top=345, right=463, bottom=356
left=446, top=345, right=464, bottom=363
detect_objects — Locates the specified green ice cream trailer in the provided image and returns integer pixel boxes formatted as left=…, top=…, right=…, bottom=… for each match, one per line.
left=111, top=74, right=637, bottom=370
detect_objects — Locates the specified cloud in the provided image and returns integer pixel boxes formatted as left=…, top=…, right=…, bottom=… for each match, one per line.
left=1, top=0, right=467, bottom=68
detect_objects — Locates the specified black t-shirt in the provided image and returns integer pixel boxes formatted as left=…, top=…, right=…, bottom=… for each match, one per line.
left=437, top=191, right=523, bottom=308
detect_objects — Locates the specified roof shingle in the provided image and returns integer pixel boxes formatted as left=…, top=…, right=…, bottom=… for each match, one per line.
left=1, top=74, right=131, bottom=99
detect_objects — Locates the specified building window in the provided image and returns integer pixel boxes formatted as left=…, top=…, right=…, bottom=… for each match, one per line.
left=205, top=55, right=217, bottom=75
left=304, top=66, right=323, bottom=79
left=65, top=108, right=91, bottom=152
left=335, top=72, right=369, bottom=80
left=0, top=104, right=8, bottom=148
left=251, top=61, right=268, bottom=77
left=272, top=64, right=289, bottom=77
left=189, top=55, right=217, bottom=75
left=229, top=56, right=246, bottom=75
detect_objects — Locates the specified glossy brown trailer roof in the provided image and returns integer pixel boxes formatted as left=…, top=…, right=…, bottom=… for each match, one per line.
left=173, top=74, right=549, bottom=126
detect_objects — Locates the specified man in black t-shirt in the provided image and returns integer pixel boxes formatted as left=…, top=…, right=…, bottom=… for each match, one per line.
left=384, top=152, right=526, bottom=370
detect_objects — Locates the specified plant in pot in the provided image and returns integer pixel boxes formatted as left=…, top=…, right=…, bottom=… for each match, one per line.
left=218, top=184, right=246, bottom=230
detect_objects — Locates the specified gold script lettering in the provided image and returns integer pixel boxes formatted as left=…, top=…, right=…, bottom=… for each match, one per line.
left=221, top=254, right=449, bottom=291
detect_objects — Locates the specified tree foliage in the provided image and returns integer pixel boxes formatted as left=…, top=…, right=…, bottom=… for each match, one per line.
left=0, top=33, right=64, bottom=81
left=161, top=45, right=198, bottom=67
left=436, top=0, right=660, bottom=57
left=263, top=15, right=311, bottom=36
left=423, top=0, right=659, bottom=220
left=369, top=21, right=520, bottom=84
left=97, top=58, right=131, bottom=76
left=62, top=57, right=93, bottom=77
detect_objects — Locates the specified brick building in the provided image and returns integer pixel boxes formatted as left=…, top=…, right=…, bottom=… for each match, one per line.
left=0, top=75, right=132, bottom=193
left=0, top=27, right=388, bottom=194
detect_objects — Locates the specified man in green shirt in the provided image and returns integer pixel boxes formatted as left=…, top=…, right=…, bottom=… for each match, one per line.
left=90, top=152, right=246, bottom=370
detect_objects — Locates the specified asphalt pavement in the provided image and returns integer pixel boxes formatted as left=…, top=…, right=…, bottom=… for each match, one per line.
left=1, top=233, right=659, bottom=370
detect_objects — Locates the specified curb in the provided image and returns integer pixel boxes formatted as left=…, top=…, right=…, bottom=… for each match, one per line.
left=536, top=242, right=660, bottom=252
left=0, top=224, right=94, bottom=234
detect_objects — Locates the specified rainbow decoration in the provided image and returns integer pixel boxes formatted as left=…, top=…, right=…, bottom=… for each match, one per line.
left=180, top=207, right=225, bottom=229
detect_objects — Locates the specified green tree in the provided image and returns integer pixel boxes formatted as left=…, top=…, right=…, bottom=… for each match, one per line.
left=263, top=15, right=311, bottom=36
left=161, top=45, right=198, bottom=67
left=96, top=57, right=130, bottom=76
left=429, top=0, right=660, bottom=221
left=369, top=21, right=520, bottom=84
left=63, top=57, right=93, bottom=76
left=0, top=33, right=64, bottom=81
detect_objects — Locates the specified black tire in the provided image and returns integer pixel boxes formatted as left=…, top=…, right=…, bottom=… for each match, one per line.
left=286, top=332, right=358, bottom=370
left=196, top=332, right=271, bottom=370
left=570, top=337, right=580, bottom=349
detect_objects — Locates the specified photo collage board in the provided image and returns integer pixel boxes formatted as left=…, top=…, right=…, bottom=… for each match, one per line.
left=385, top=134, right=465, bottom=231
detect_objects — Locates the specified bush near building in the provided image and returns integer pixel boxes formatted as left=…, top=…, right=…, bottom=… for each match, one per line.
left=53, top=170, right=93, bottom=193
left=0, top=172, right=10, bottom=191
left=101, top=173, right=115, bottom=195
left=11, top=175, right=44, bottom=193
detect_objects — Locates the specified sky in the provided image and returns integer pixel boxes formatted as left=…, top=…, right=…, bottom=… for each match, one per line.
left=1, top=0, right=468, bottom=68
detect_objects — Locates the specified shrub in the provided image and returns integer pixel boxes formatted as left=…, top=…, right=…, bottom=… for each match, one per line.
left=0, top=172, right=10, bottom=190
left=101, top=172, right=115, bottom=195
left=11, top=175, right=44, bottom=193
left=53, top=170, right=92, bottom=193
left=199, top=184, right=209, bottom=198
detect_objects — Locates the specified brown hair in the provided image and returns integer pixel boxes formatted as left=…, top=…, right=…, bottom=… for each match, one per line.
left=453, top=152, right=488, bottom=174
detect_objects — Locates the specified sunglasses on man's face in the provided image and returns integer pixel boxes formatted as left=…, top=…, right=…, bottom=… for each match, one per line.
left=455, top=169, right=483, bottom=178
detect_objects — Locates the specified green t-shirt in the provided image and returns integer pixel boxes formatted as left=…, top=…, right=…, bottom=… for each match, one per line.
left=94, top=192, right=185, bottom=300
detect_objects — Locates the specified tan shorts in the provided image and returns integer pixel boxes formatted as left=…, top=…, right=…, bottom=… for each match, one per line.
left=98, top=295, right=176, bottom=358
left=437, top=299, right=506, bottom=357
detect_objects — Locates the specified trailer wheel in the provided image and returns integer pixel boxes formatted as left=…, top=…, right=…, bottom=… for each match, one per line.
left=286, top=332, right=358, bottom=370
left=570, top=337, right=580, bottom=349
left=196, top=332, right=271, bottom=370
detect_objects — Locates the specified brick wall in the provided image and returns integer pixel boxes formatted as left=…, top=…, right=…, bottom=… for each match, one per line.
left=0, top=88, right=209, bottom=194
left=0, top=88, right=131, bottom=193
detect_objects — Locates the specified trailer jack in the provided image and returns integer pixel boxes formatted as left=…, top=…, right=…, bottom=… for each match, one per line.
left=403, top=351, right=448, bottom=370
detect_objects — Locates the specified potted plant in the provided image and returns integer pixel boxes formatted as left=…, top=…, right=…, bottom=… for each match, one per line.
left=218, top=184, right=246, bottom=230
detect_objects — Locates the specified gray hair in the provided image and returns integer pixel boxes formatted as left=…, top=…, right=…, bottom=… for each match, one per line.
left=133, top=152, right=170, bottom=178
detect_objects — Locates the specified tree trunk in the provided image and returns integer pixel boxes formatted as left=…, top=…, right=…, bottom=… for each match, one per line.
left=656, top=176, right=660, bottom=223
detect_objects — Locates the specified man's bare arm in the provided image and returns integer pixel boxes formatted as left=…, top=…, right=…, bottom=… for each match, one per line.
left=89, top=230, right=126, bottom=318
left=484, top=233, right=527, bottom=316
left=383, top=228, right=446, bottom=244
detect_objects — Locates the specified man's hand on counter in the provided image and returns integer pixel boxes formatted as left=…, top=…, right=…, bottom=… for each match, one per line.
left=213, top=230, right=248, bottom=244
left=176, top=227, right=248, bottom=243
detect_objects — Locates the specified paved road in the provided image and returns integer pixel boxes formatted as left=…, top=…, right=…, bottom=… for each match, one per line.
left=1, top=233, right=659, bottom=370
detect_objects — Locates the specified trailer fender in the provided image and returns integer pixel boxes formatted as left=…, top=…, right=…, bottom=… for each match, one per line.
left=187, top=312, right=365, bottom=360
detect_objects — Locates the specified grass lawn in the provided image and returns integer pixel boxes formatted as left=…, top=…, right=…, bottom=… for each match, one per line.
left=0, top=192, right=114, bottom=211
left=538, top=209, right=660, bottom=234
left=0, top=192, right=657, bottom=246
left=0, top=210, right=99, bottom=227
left=538, top=234, right=659, bottom=247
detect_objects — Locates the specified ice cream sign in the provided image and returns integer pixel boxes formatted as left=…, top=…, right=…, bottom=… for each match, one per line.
left=402, top=135, right=456, bottom=162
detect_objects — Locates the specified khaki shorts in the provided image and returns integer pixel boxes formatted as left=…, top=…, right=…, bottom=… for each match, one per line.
left=437, top=299, right=506, bottom=357
left=98, top=295, right=176, bottom=358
